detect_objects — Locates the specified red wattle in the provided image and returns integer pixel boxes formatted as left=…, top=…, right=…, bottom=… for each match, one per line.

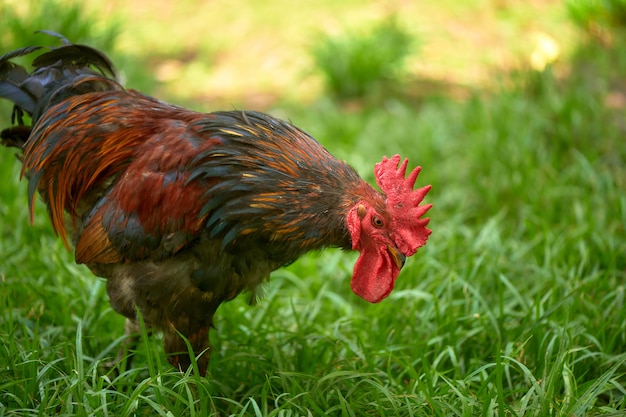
left=350, top=245, right=400, bottom=303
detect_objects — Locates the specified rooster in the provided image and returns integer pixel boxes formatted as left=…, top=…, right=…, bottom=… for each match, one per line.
left=0, top=32, right=431, bottom=375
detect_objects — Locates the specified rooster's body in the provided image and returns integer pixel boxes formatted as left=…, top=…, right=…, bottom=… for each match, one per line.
left=0, top=33, right=431, bottom=375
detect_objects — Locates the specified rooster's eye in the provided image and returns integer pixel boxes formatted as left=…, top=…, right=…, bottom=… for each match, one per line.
left=372, top=216, right=384, bottom=228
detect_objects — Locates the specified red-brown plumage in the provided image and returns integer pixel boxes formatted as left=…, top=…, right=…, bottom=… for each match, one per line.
left=0, top=33, right=432, bottom=375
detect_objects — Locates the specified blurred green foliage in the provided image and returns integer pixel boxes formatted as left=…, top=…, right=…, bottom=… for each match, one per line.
left=311, top=16, right=415, bottom=100
left=566, top=0, right=626, bottom=33
left=0, top=0, right=120, bottom=52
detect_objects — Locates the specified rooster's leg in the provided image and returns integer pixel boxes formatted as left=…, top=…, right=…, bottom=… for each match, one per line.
left=163, top=324, right=210, bottom=376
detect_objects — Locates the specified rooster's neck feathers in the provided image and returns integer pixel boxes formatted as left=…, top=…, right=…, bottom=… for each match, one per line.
left=187, top=111, right=376, bottom=257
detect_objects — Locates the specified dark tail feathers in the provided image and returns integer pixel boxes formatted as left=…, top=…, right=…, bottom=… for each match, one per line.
left=0, top=31, right=120, bottom=148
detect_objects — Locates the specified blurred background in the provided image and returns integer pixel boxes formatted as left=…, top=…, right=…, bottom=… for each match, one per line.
left=0, top=0, right=591, bottom=108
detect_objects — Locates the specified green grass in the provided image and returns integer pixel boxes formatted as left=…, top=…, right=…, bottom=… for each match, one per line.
left=1, top=2, right=626, bottom=416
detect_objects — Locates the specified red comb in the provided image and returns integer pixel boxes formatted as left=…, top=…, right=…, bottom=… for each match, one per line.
left=375, top=155, right=432, bottom=256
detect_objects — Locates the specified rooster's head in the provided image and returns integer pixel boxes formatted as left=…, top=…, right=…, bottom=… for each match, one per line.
left=347, top=155, right=431, bottom=303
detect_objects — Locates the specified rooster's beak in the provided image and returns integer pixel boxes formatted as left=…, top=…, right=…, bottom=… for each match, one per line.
left=387, top=246, right=406, bottom=269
